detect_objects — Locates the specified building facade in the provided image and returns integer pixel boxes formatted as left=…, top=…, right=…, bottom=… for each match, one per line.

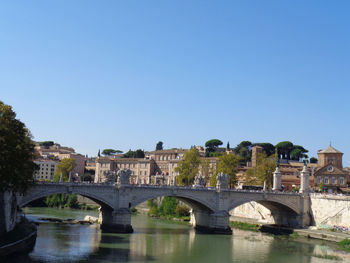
left=314, top=145, right=349, bottom=193
left=33, top=159, right=58, bottom=181
left=145, top=149, right=187, bottom=176
left=94, top=157, right=155, bottom=184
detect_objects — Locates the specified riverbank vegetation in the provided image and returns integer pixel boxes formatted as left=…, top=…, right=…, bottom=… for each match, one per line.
left=147, top=197, right=190, bottom=221
left=44, top=194, right=97, bottom=210
left=230, top=221, right=261, bottom=231
left=338, top=239, right=350, bottom=252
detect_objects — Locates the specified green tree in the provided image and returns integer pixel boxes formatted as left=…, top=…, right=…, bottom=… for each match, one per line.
left=200, top=158, right=216, bottom=185
left=54, top=158, right=76, bottom=182
left=122, top=149, right=145, bottom=158
left=217, top=154, right=241, bottom=188
left=290, top=145, right=308, bottom=161
left=275, top=141, right=294, bottom=160
left=102, top=149, right=122, bottom=156
left=205, top=139, right=223, bottom=156
left=0, top=101, right=37, bottom=193
left=175, top=205, right=190, bottom=217
left=39, top=141, right=54, bottom=147
left=156, top=141, right=163, bottom=151
left=234, top=141, right=252, bottom=165
left=310, top=157, right=318, bottom=164
left=175, top=148, right=201, bottom=186
left=81, top=173, right=93, bottom=182
left=246, top=152, right=276, bottom=188
left=254, top=143, right=275, bottom=156
left=159, top=197, right=177, bottom=216
left=134, top=149, right=145, bottom=158
left=66, top=194, right=80, bottom=209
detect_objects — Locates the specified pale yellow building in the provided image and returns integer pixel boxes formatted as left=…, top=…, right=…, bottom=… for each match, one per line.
left=33, top=159, right=58, bottom=181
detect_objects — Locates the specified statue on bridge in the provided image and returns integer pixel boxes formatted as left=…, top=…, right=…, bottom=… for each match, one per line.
left=117, top=169, right=132, bottom=185
left=216, top=173, right=228, bottom=190
left=103, top=170, right=118, bottom=184
left=193, top=173, right=206, bottom=187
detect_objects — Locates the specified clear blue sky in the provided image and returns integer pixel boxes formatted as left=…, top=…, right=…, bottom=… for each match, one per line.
left=1, top=1, right=350, bottom=164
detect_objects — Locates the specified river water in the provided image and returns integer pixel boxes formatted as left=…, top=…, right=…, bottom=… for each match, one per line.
left=7, top=208, right=350, bottom=263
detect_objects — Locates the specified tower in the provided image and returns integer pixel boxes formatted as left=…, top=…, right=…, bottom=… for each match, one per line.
left=317, top=144, right=343, bottom=168
left=251, top=145, right=263, bottom=167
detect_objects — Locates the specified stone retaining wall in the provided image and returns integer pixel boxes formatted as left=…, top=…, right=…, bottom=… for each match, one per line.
left=310, top=194, right=350, bottom=227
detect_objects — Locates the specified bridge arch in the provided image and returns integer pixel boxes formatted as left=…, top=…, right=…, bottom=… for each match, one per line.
left=130, top=193, right=216, bottom=213
left=18, top=185, right=115, bottom=209
left=228, top=198, right=301, bottom=227
left=126, top=188, right=233, bottom=234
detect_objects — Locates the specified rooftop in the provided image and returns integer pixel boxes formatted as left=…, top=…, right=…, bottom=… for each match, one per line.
left=318, top=145, right=343, bottom=154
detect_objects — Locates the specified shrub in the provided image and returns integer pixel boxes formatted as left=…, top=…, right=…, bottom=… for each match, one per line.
left=175, top=205, right=190, bottom=217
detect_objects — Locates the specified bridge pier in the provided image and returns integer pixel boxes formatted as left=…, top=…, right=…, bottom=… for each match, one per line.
left=99, top=207, right=133, bottom=233
left=193, top=210, right=232, bottom=235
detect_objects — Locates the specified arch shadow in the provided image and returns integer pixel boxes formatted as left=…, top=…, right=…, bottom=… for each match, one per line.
left=19, top=189, right=113, bottom=210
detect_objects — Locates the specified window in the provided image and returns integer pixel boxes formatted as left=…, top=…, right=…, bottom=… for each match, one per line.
left=340, top=177, right=345, bottom=185
left=317, top=177, right=321, bottom=184
left=324, top=177, right=329, bottom=184
left=332, top=177, right=336, bottom=184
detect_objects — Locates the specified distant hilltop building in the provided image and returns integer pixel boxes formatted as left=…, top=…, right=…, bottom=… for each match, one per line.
left=34, top=141, right=86, bottom=178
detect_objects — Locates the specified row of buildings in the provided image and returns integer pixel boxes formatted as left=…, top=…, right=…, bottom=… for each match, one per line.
left=93, top=144, right=350, bottom=193
left=33, top=142, right=85, bottom=181
left=33, top=141, right=350, bottom=193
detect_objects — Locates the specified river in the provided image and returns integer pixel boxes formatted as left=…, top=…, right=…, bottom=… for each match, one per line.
left=6, top=207, right=350, bottom=263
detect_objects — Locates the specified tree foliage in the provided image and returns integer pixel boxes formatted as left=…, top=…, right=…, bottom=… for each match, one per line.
left=200, top=158, right=216, bottom=185
left=81, top=173, right=93, bottom=182
left=39, top=141, right=54, bottom=147
left=275, top=141, right=294, bottom=159
left=234, top=141, right=252, bottom=165
left=147, top=197, right=190, bottom=218
left=254, top=143, right=275, bottom=156
left=0, top=101, right=37, bottom=193
left=275, top=141, right=308, bottom=161
left=175, top=148, right=201, bottom=186
left=205, top=139, right=223, bottom=156
left=290, top=145, right=308, bottom=161
left=54, top=158, right=76, bottom=182
left=159, top=197, right=177, bottom=216
left=310, top=157, right=318, bottom=164
left=102, top=149, right=122, bottom=156
left=217, top=154, right=241, bottom=188
left=246, top=152, right=276, bottom=188
left=156, top=141, right=163, bottom=151
left=45, top=194, right=80, bottom=209
left=122, top=149, right=145, bottom=158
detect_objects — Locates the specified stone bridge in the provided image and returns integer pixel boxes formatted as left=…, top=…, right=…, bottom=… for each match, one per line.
left=18, top=182, right=311, bottom=234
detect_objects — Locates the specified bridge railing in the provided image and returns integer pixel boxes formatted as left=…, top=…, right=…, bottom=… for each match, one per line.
left=33, top=181, right=301, bottom=195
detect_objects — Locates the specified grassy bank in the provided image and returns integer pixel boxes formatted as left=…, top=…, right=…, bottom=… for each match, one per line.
left=338, top=239, right=350, bottom=252
left=230, top=221, right=260, bottom=231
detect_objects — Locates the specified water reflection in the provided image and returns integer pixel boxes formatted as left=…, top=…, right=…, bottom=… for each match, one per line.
left=7, top=208, right=350, bottom=263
